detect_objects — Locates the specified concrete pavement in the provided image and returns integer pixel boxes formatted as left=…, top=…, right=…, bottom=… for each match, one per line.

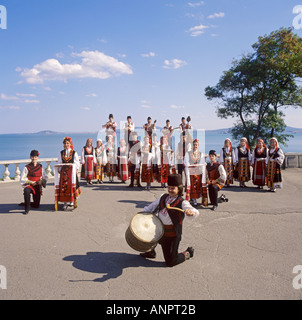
left=0, top=169, right=302, bottom=300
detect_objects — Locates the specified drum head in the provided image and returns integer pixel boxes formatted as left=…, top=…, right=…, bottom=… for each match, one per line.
left=130, top=212, right=164, bottom=243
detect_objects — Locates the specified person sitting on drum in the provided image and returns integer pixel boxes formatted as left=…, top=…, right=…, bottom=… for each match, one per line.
left=140, top=173, right=199, bottom=267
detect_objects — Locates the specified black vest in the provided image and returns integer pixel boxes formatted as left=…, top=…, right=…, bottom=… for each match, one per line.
left=159, top=194, right=185, bottom=238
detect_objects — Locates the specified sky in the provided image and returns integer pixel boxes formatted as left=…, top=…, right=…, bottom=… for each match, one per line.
left=0, top=0, right=301, bottom=134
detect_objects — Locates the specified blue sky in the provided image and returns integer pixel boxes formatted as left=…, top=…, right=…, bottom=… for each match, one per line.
left=0, top=0, right=301, bottom=134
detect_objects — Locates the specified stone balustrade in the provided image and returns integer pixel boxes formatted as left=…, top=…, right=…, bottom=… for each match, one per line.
left=0, top=153, right=301, bottom=182
left=0, top=158, right=58, bottom=182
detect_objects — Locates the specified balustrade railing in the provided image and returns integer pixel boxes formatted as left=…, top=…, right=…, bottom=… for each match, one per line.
left=0, top=158, right=58, bottom=182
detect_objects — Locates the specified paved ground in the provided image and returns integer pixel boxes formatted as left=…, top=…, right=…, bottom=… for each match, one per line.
left=0, top=169, right=302, bottom=300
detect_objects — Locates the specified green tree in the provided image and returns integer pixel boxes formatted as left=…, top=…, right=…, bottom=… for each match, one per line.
left=205, top=27, right=302, bottom=149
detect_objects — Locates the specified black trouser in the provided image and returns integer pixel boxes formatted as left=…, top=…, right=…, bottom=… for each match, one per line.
left=128, top=163, right=140, bottom=185
left=177, top=164, right=184, bottom=177
left=208, top=184, right=219, bottom=206
left=159, top=236, right=186, bottom=267
left=24, top=186, right=41, bottom=212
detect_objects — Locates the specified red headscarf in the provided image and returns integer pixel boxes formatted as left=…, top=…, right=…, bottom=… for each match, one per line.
left=257, top=138, right=266, bottom=149
left=240, top=137, right=249, bottom=150
left=63, top=137, right=74, bottom=150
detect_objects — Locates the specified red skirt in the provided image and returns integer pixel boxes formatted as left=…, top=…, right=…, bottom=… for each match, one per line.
left=141, top=164, right=154, bottom=183
left=252, top=159, right=266, bottom=186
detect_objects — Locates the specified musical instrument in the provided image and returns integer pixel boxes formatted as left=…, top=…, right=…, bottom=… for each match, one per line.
left=125, top=212, right=164, bottom=253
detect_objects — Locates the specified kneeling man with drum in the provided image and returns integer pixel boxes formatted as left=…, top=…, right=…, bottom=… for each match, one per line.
left=141, top=174, right=199, bottom=267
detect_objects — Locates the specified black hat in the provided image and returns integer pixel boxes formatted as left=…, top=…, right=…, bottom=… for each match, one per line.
left=209, top=150, right=217, bottom=156
left=168, top=174, right=182, bottom=187
left=30, top=150, right=40, bottom=157
left=109, top=114, right=113, bottom=119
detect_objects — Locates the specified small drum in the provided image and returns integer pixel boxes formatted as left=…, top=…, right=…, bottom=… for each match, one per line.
left=125, top=212, right=164, bottom=253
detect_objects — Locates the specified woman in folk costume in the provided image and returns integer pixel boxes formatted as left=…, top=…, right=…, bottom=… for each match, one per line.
left=20, top=150, right=48, bottom=215
left=55, top=137, right=81, bottom=211
left=140, top=174, right=199, bottom=267
left=128, top=131, right=142, bottom=188
left=105, top=135, right=117, bottom=183
left=81, top=138, right=97, bottom=185
left=117, top=139, right=129, bottom=183
left=220, top=138, right=236, bottom=188
left=141, top=135, right=155, bottom=190
left=158, top=135, right=173, bottom=188
left=205, top=150, right=227, bottom=211
left=266, top=137, right=285, bottom=192
left=252, top=139, right=268, bottom=189
left=184, top=139, right=207, bottom=207
left=234, top=137, right=252, bottom=188
left=143, top=116, right=156, bottom=146
left=95, top=139, right=107, bottom=184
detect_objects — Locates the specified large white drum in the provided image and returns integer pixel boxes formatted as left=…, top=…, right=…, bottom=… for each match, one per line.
left=125, top=212, right=164, bottom=253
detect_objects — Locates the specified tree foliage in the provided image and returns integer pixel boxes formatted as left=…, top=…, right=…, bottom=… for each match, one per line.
left=205, top=27, right=302, bottom=149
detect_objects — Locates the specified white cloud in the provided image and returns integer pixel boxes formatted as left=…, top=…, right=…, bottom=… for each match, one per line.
left=163, top=59, right=187, bottom=69
left=188, top=1, right=204, bottom=7
left=19, top=50, right=133, bottom=84
left=0, top=93, right=19, bottom=101
left=16, top=93, right=36, bottom=97
left=141, top=104, right=152, bottom=109
left=0, top=106, right=20, bottom=110
left=86, top=93, right=97, bottom=97
left=187, top=24, right=209, bottom=36
left=23, top=99, right=40, bottom=104
left=81, top=106, right=91, bottom=111
left=170, top=104, right=185, bottom=109
left=208, top=12, right=225, bottom=19
left=141, top=51, right=156, bottom=58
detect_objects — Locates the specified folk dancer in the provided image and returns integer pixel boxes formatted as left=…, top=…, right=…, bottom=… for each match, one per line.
left=162, top=119, right=174, bottom=148
left=105, top=135, right=117, bottom=183
left=141, top=135, right=155, bottom=190
left=267, top=137, right=284, bottom=192
left=158, top=135, right=174, bottom=188
left=123, top=116, right=135, bottom=145
left=234, top=137, right=251, bottom=188
left=117, top=139, right=129, bottom=184
left=140, top=174, right=199, bottom=267
left=95, top=139, right=107, bottom=184
left=128, top=131, right=142, bottom=188
left=220, top=138, right=236, bottom=188
left=81, top=138, right=97, bottom=185
left=184, top=139, right=207, bottom=207
left=176, top=132, right=192, bottom=180
left=55, top=137, right=81, bottom=211
left=205, top=150, right=227, bottom=211
left=252, top=139, right=268, bottom=189
left=20, top=150, right=48, bottom=215
left=102, top=113, right=117, bottom=142
left=143, top=116, right=156, bottom=146
left=152, top=133, right=161, bottom=183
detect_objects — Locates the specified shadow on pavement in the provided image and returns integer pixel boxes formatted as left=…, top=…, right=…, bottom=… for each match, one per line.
left=63, top=251, right=166, bottom=282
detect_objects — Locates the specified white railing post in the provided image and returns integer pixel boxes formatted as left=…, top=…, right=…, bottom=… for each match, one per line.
left=14, top=163, right=21, bottom=181
left=3, top=164, right=10, bottom=181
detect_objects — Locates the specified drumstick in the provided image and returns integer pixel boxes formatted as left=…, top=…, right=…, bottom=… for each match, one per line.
left=166, top=204, right=185, bottom=213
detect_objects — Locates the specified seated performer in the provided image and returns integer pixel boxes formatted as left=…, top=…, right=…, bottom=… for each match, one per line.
left=140, top=174, right=199, bottom=267
left=102, top=114, right=117, bottom=141
left=184, top=139, right=207, bottom=207
left=81, top=138, right=97, bottom=185
left=55, top=137, right=81, bottom=211
left=20, top=150, right=48, bottom=215
left=123, top=116, right=135, bottom=145
left=220, top=138, right=235, bottom=188
left=95, top=139, right=107, bottom=184
left=252, top=139, right=268, bottom=189
left=234, top=137, right=251, bottom=188
left=267, top=137, right=285, bottom=192
left=205, top=150, right=226, bottom=211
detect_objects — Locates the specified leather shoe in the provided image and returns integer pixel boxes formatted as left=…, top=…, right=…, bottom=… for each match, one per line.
left=140, top=250, right=156, bottom=259
left=186, top=247, right=194, bottom=258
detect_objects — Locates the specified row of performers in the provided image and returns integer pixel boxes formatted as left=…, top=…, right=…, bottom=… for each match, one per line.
left=19, top=135, right=284, bottom=214
left=81, top=133, right=285, bottom=191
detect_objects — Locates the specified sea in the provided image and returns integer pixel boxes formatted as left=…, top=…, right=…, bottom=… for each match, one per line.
left=0, top=129, right=301, bottom=178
